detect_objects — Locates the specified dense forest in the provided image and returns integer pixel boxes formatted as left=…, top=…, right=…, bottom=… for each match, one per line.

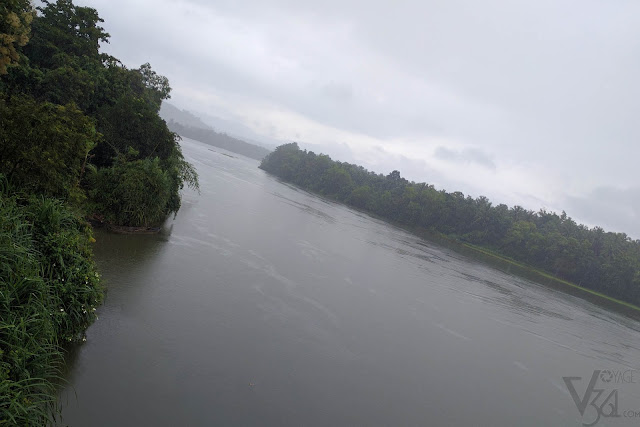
left=167, top=120, right=271, bottom=160
left=0, top=0, right=197, bottom=424
left=260, top=143, right=640, bottom=306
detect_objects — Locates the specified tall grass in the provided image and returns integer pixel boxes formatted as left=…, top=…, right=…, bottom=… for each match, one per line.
left=0, top=180, right=103, bottom=425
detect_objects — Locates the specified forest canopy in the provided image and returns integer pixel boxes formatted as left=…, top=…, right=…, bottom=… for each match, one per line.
left=1, top=0, right=199, bottom=226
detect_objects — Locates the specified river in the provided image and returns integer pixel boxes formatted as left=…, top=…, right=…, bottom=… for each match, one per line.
left=59, top=137, right=640, bottom=426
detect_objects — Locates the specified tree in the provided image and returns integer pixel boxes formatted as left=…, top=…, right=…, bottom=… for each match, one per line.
left=321, top=165, right=354, bottom=199
left=0, top=96, right=97, bottom=199
left=26, top=0, right=109, bottom=67
left=136, top=62, right=171, bottom=111
left=0, top=0, right=33, bottom=74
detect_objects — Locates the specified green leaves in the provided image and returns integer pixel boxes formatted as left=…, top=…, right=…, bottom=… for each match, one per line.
left=0, top=1, right=198, bottom=423
left=0, top=0, right=34, bottom=75
left=90, top=157, right=173, bottom=227
left=0, top=0, right=198, bottom=229
left=0, top=186, right=102, bottom=425
left=0, top=96, right=98, bottom=200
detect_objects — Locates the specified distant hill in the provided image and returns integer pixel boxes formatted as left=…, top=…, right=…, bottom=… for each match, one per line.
left=160, top=102, right=212, bottom=129
left=195, top=112, right=280, bottom=149
left=160, top=102, right=271, bottom=160
left=167, top=120, right=271, bottom=161
left=160, top=102, right=280, bottom=149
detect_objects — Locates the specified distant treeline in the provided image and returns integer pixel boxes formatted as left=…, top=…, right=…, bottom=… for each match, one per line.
left=167, top=120, right=271, bottom=160
left=260, top=143, right=640, bottom=306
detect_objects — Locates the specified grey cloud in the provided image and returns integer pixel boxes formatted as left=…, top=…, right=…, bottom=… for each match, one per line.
left=78, top=0, right=640, bottom=237
left=565, top=187, right=640, bottom=239
left=320, top=82, right=353, bottom=102
left=434, top=146, right=496, bottom=170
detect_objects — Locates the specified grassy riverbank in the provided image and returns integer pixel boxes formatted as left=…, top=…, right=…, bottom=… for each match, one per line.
left=460, top=241, right=640, bottom=313
left=272, top=176, right=640, bottom=321
left=343, top=206, right=640, bottom=319
left=0, top=189, right=103, bottom=424
left=412, top=228, right=640, bottom=318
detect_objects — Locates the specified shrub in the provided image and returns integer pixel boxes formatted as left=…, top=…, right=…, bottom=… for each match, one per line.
left=90, top=157, right=172, bottom=227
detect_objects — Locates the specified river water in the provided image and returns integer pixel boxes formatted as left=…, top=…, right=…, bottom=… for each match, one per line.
left=59, top=138, right=640, bottom=426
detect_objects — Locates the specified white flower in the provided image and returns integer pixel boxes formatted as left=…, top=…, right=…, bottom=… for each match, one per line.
left=60, top=308, right=64, bottom=312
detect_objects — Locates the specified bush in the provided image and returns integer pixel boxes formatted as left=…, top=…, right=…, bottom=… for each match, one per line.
left=89, top=156, right=172, bottom=227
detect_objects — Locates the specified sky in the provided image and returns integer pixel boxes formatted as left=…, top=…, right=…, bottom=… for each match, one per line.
left=76, top=0, right=640, bottom=238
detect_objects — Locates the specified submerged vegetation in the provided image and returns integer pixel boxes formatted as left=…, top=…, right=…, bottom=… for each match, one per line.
left=260, top=143, right=640, bottom=308
left=0, top=0, right=198, bottom=423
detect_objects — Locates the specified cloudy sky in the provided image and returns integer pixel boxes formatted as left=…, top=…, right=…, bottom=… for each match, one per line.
left=77, top=0, right=640, bottom=238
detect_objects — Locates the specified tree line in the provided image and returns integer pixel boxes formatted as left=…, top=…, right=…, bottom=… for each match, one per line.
left=0, top=0, right=197, bottom=423
left=260, top=143, right=640, bottom=306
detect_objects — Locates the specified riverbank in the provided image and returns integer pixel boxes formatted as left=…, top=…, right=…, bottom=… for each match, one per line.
left=274, top=176, right=640, bottom=321
left=259, top=143, right=640, bottom=318
left=88, top=215, right=161, bottom=234
left=0, top=193, right=103, bottom=425
left=409, top=227, right=640, bottom=320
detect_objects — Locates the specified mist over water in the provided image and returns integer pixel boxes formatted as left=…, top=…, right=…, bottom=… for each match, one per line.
left=60, top=138, right=640, bottom=426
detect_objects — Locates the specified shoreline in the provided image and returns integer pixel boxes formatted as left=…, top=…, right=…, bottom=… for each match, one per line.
left=270, top=175, right=640, bottom=321
left=87, top=216, right=162, bottom=235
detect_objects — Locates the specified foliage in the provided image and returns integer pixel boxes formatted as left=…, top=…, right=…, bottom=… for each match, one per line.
left=0, top=0, right=34, bottom=74
left=90, top=157, right=173, bottom=227
left=1, top=0, right=198, bottom=226
left=25, top=0, right=109, bottom=69
left=136, top=62, right=171, bottom=111
left=0, top=0, right=198, bottom=423
left=260, top=143, right=640, bottom=306
left=25, top=196, right=103, bottom=340
left=93, top=95, right=178, bottom=166
left=0, top=181, right=102, bottom=425
left=0, top=95, right=97, bottom=200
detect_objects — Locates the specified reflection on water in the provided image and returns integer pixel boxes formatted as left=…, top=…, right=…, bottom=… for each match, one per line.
left=60, top=138, right=640, bottom=427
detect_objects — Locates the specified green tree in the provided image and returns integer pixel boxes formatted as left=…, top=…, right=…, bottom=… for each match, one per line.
left=0, top=96, right=97, bottom=199
left=0, top=0, right=33, bottom=74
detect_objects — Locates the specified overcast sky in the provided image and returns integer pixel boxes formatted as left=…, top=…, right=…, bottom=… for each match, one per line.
left=77, top=0, right=640, bottom=238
